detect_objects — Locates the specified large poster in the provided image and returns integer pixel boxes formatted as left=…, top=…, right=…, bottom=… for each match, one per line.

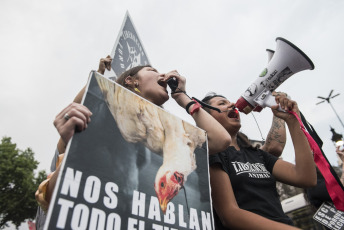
left=44, top=72, right=214, bottom=230
left=109, top=11, right=150, bottom=80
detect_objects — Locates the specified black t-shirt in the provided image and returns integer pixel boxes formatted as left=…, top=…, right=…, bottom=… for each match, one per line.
left=306, top=168, right=332, bottom=208
left=209, top=146, right=294, bottom=229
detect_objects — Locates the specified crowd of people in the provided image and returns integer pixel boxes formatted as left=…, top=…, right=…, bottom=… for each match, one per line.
left=35, top=56, right=344, bottom=230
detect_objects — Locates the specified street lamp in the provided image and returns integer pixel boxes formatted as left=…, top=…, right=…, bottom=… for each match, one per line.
left=317, top=90, right=344, bottom=129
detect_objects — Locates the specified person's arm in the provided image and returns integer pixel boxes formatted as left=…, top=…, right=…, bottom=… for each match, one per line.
left=36, top=103, right=92, bottom=211
left=55, top=102, right=92, bottom=153
left=57, top=86, right=86, bottom=154
left=210, top=165, right=300, bottom=230
left=336, top=146, right=344, bottom=185
left=261, top=92, right=287, bottom=157
left=270, top=98, right=317, bottom=187
left=57, top=55, right=112, bottom=154
left=165, top=71, right=231, bottom=154
left=261, top=116, right=286, bottom=157
left=40, top=56, right=111, bottom=210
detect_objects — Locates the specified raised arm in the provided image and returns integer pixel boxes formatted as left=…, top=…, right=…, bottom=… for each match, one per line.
left=210, top=165, right=300, bottom=230
left=270, top=97, right=317, bottom=187
left=57, top=88, right=86, bottom=154
left=165, top=71, right=231, bottom=154
left=57, top=55, right=112, bottom=154
left=36, top=103, right=92, bottom=211
left=261, top=92, right=287, bottom=157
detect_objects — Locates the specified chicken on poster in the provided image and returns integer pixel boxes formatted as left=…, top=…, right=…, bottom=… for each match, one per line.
left=44, top=72, right=214, bottom=230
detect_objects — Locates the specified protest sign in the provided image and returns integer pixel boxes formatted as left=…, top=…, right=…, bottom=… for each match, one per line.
left=44, top=72, right=214, bottom=230
left=313, top=202, right=344, bottom=230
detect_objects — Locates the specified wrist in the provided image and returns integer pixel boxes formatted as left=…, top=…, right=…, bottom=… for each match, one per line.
left=285, top=116, right=299, bottom=128
left=187, top=99, right=202, bottom=115
left=273, top=115, right=285, bottom=123
left=97, top=69, right=105, bottom=75
left=173, top=93, right=191, bottom=107
left=185, top=101, right=196, bottom=114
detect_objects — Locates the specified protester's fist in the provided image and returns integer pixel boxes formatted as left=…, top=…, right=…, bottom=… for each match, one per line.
left=271, top=97, right=300, bottom=123
left=98, top=55, right=112, bottom=75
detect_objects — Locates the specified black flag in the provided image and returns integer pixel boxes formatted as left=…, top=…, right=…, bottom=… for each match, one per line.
left=110, top=11, right=150, bottom=80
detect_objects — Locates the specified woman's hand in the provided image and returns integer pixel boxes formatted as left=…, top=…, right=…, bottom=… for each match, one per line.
left=164, top=70, right=190, bottom=107
left=272, top=91, right=289, bottom=98
left=164, top=70, right=186, bottom=92
left=336, top=146, right=344, bottom=162
left=97, top=55, right=112, bottom=75
left=53, top=103, right=92, bottom=145
left=271, top=96, right=300, bottom=123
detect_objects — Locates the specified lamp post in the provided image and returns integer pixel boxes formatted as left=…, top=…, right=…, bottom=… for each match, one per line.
left=317, top=90, right=344, bottom=130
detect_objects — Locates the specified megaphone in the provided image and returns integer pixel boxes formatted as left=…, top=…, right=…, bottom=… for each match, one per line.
left=253, top=49, right=275, bottom=112
left=266, top=49, right=275, bottom=63
left=235, top=37, right=314, bottom=114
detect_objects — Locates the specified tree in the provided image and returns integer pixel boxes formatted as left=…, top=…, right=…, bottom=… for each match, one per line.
left=0, top=137, right=47, bottom=229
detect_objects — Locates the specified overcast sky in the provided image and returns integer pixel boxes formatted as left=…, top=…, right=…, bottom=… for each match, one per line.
left=1, top=0, right=344, bottom=201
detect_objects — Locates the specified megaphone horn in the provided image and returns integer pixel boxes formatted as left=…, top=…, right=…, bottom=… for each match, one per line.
left=266, top=49, right=275, bottom=63
left=253, top=49, right=276, bottom=112
left=236, top=37, right=314, bottom=114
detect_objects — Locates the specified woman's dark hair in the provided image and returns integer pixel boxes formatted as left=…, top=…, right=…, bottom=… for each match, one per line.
left=201, top=92, right=226, bottom=113
left=201, top=92, right=226, bottom=104
left=116, top=65, right=151, bottom=88
left=202, top=92, right=255, bottom=149
left=237, top=132, right=255, bottom=149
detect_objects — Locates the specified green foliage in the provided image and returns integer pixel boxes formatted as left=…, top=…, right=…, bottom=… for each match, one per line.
left=0, top=137, right=47, bottom=229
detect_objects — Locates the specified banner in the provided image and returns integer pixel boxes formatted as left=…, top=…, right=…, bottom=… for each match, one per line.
left=44, top=72, right=214, bottom=230
left=313, top=202, right=344, bottom=230
left=108, top=11, right=150, bottom=80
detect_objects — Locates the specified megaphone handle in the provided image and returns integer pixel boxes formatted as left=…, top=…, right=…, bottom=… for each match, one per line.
left=261, top=93, right=285, bottom=112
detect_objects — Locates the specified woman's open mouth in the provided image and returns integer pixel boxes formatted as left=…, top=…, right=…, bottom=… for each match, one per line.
left=157, top=79, right=167, bottom=89
left=228, top=109, right=239, bottom=119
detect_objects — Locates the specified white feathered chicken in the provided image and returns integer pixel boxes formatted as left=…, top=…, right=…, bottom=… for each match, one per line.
left=96, top=74, right=206, bottom=213
left=154, top=113, right=205, bottom=213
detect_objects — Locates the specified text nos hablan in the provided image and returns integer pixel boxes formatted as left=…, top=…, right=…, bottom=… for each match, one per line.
left=53, top=167, right=213, bottom=230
